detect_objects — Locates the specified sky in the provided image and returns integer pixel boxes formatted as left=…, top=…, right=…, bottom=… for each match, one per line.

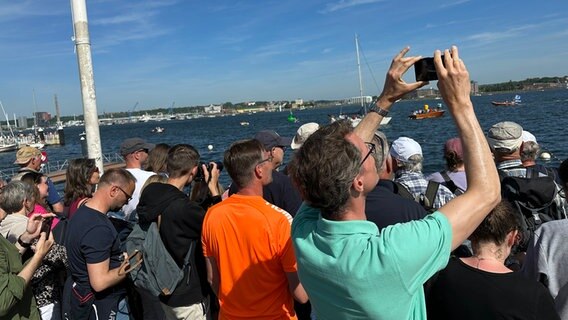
left=0, top=0, right=567, bottom=117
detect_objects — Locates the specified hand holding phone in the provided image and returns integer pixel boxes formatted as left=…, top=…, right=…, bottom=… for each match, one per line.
left=414, top=56, right=445, bottom=81
left=41, top=217, right=53, bottom=238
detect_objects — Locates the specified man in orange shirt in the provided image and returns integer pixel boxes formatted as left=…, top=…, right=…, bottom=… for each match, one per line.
left=202, top=139, right=307, bottom=319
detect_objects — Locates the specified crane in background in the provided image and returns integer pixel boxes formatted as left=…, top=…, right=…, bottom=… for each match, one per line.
left=128, top=101, right=139, bottom=120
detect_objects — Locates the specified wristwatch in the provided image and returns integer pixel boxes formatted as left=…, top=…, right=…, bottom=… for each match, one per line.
left=18, top=235, right=32, bottom=248
left=369, top=103, right=389, bottom=117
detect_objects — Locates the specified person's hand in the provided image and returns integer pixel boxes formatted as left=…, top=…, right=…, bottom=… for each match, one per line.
left=33, top=232, right=54, bottom=259
left=118, top=251, right=143, bottom=276
left=207, top=162, right=221, bottom=196
left=377, top=47, right=428, bottom=106
left=434, top=46, right=472, bottom=111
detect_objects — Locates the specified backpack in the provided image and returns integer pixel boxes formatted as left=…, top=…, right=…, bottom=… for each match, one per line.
left=439, top=171, right=465, bottom=196
left=500, top=167, right=567, bottom=251
left=124, top=218, right=195, bottom=297
left=395, top=180, right=440, bottom=213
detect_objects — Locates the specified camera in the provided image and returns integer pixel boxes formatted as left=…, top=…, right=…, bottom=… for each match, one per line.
left=194, top=161, right=224, bottom=182
left=414, top=56, right=445, bottom=82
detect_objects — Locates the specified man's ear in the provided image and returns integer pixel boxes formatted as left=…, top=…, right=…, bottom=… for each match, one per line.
left=352, top=174, right=364, bottom=193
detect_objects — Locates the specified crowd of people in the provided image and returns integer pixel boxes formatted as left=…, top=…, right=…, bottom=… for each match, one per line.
left=1, top=46, right=568, bottom=320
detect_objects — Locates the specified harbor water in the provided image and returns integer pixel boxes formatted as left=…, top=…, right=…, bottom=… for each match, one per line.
left=1, top=89, right=567, bottom=187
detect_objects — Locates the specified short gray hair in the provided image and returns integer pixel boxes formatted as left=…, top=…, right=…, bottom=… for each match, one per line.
left=520, top=141, right=540, bottom=162
left=0, top=180, right=34, bottom=214
left=397, top=154, right=423, bottom=173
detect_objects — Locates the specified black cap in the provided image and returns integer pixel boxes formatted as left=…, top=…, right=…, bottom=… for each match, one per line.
left=120, top=138, right=155, bottom=156
left=253, top=130, right=292, bottom=149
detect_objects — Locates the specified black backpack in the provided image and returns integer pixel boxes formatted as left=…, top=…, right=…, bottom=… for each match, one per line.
left=439, top=171, right=465, bottom=196
left=395, top=180, right=440, bottom=213
left=500, top=167, right=566, bottom=251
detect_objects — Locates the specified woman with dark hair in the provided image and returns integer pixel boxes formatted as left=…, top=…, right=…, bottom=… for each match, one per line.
left=427, top=137, right=467, bottom=195
left=144, top=143, right=170, bottom=175
left=63, top=158, right=100, bottom=219
left=426, top=201, right=559, bottom=319
left=20, top=171, right=50, bottom=217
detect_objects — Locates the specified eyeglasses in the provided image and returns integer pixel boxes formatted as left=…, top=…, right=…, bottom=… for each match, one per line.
left=256, top=155, right=274, bottom=167
left=372, top=133, right=387, bottom=163
left=114, top=185, right=133, bottom=203
left=360, top=142, right=376, bottom=166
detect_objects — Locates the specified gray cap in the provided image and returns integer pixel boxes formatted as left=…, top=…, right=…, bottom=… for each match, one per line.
left=120, top=138, right=155, bottom=156
left=487, top=121, right=523, bottom=151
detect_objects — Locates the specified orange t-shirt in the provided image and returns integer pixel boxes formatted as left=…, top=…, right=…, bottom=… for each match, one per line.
left=202, top=194, right=298, bottom=320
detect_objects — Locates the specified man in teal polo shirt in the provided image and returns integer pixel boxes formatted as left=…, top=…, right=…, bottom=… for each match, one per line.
left=288, top=46, right=501, bottom=319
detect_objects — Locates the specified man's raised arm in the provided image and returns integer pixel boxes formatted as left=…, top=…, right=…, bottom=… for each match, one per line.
left=435, top=46, right=500, bottom=249
left=354, top=47, right=427, bottom=142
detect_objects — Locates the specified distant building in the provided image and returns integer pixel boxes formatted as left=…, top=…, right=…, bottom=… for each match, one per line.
left=34, top=112, right=51, bottom=127
left=295, top=99, right=304, bottom=105
left=471, top=81, right=479, bottom=95
left=17, top=116, right=28, bottom=129
left=347, top=95, right=372, bottom=105
left=415, top=88, right=439, bottom=99
left=204, top=104, right=222, bottom=114
left=247, top=102, right=256, bottom=106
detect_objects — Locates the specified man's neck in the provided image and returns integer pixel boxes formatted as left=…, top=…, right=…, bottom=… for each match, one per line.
left=237, top=181, right=264, bottom=197
left=84, top=196, right=110, bottom=215
left=124, top=160, right=141, bottom=169
left=168, top=176, right=188, bottom=191
left=336, top=196, right=367, bottom=221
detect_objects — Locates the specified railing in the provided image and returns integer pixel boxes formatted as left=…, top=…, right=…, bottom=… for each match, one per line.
left=0, top=152, right=124, bottom=182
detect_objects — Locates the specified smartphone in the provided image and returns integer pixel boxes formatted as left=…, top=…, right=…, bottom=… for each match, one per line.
left=41, top=217, right=53, bottom=236
left=414, top=56, right=444, bottom=82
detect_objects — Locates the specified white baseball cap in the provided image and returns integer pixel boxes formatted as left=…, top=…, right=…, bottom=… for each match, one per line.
left=390, top=137, right=422, bottom=162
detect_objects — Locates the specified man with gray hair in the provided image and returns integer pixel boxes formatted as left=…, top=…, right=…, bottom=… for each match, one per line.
left=289, top=46, right=501, bottom=318
left=365, top=131, right=427, bottom=229
left=390, top=136, right=455, bottom=210
left=487, top=121, right=527, bottom=177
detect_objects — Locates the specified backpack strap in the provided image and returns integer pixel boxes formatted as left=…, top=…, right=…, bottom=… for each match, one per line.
left=423, top=181, right=440, bottom=210
left=439, top=171, right=458, bottom=193
left=394, top=181, right=415, bottom=201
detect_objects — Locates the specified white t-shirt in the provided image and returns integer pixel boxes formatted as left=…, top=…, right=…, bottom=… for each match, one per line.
left=122, top=168, right=155, bottom=221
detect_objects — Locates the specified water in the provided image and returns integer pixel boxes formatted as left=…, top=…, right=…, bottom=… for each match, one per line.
left=1, top=89, right=567, bottom=186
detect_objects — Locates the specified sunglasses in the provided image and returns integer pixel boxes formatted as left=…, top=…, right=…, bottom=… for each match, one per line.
left=360, top=142, right=376, bottom=166
left=114, top=185, right=133, bottom=203
left=257, top=154, right=274, bottom=167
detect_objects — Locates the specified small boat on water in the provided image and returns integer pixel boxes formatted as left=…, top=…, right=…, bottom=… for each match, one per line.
left=409, top=104, right=445, bottom=120
left=0, top=143, right=17, bottom=153
left=409, top=110, right=445, bottom=120
left=151, top=127, right=165, bottom=133
left=491, top=95, right=521, bottom=106
left=240, top=121, right=249, bottom=126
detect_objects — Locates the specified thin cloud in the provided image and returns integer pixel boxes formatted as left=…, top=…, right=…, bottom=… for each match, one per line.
left=91, top=11, right=158, bottom=26
left=439, top=0, right=471, bottom=9
left=320, top=0, right=384, bottom=14
left=467, top=24, right=538, bottom=43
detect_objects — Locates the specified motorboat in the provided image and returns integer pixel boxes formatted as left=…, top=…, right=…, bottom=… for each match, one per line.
left=409, top=103, right=445, bottom=120
left=151, top=126, right=165, bottom=133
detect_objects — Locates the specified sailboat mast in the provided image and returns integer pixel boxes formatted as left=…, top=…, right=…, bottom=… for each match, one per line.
left=32, top=89, right=38, bottom=127
left=355, top=34, right=364, bottom=108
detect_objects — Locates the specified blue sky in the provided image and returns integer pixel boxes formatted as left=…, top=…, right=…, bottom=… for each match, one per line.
left=0, top=0, right=567, bottom=117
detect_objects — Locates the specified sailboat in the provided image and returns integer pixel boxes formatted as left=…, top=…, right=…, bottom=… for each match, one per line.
left=0, top=101, right=18, bottom=153
left=332, top=35, right=391, bottom=127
